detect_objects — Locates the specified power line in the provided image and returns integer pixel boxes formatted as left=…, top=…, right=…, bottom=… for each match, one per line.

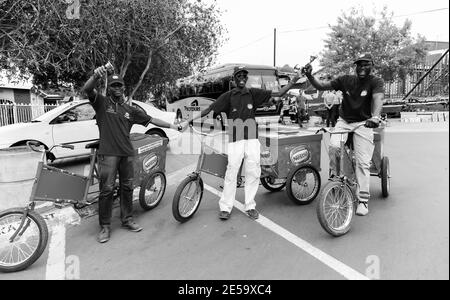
left=279, top=7, right=449, bottom=34
left=220, top=7, right=449, bottom=57
left=221, top=33, right=272, bottom=56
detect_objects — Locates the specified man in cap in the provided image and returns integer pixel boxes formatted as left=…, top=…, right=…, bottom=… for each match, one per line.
left=302, top=53, right=384, bottom=216
left=181, top=66, right=301, bottom=221
left=83, top=65, right=185, bottom=243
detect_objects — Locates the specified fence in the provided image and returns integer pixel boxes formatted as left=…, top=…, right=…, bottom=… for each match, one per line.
left=0, top=103, right=58, bottom=127
left=385, top=51, right=449, bottom=100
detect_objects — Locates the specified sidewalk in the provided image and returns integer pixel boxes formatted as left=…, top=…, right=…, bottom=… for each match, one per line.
left=385, top=119, right=449, bottom=133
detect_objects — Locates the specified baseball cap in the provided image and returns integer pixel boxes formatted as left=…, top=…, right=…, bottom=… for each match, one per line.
left=354, top=53, right=374, bottom=64
left=107, top=74, right=124, bottom=86
left=233, top=66, right=249, bottom=77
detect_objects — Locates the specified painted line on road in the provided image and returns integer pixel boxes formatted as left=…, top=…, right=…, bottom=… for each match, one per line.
left=43, top=207, right=81, bottom=280
left=204, top=184, right=370, bottom=281
left=45, top=223, right=66, bottom=280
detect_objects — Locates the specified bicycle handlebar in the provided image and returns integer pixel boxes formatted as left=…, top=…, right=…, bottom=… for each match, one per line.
left=26, top=141, right=75, bottom=153
left=315, top=120, right=387, bottom=135
left=190, top=125, right=226, bottom=138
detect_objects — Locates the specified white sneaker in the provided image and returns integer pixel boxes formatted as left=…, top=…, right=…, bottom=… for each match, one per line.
left=356, top=202, right=369, bottom=216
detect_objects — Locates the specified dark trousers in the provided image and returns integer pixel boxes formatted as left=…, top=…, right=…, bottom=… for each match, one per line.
left=326, top=105, right=339, bottom=127
left=98, top=155, right=134, bottom=226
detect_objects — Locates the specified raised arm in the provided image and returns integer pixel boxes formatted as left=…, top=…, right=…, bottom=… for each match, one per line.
left=82, top=66, right=108, bottom=98
left=151, top=117, right=182, bottom=131
left=302, top=64, right=334, bottom=91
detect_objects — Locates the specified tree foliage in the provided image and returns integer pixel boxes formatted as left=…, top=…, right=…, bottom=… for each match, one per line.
left=0, top=0, right=225, bottom=100
left=320, top=6, right=428, bottom=82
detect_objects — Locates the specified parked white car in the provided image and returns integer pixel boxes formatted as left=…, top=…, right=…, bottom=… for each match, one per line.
left=0, top=99, right=179, bottom=160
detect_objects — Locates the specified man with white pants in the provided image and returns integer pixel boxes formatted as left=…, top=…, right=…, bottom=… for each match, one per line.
left=183, top=66, right=300, bottom=220
left=302, top=53, right=384, bottom=216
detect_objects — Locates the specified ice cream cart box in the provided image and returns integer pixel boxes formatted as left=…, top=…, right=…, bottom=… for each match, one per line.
left=259, top=130, right=322, bottom=178
left=130, top=133, right=168, bottom=183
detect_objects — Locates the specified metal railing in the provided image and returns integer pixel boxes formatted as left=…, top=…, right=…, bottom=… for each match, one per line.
left=0, top=103, right=58, bottom=127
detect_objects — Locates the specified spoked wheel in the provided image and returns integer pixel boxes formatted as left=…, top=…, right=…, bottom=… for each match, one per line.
left=172, top=176, right=204, bottom=223
left=381, top=157, right=390, bottom=198
left=286, top=165, right=321, bottom=205
left=260, top=177, right=287, bottom=192
left=316, top=181, right=355, bottom=237
left=0, top=209, right=48, bottom=273
left=139, top=171, right=167, bottom=211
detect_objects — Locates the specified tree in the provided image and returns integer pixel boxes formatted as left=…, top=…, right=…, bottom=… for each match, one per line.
left=320, top=6, right=428, bottom=82
left=0, top=0, right=225, bottom=101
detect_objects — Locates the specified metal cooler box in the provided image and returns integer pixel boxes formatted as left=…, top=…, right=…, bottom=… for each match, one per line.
left=259, top=130, right=323, bottom=179
left=130, top=133, right=168, bottom=185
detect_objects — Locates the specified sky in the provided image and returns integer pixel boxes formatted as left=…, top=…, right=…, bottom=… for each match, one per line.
left=204, top=0, right=449, bottom=69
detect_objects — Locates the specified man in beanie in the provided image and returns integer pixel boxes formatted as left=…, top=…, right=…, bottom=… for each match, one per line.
left=182, top=66, right=301, bottom=221
left=83, top=66, right=185, bottom=243
left=302, top=53, right=384, bottom=216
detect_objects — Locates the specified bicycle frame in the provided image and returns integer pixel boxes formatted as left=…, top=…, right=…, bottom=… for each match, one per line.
left=319, top=124, right=366, bottom=187
left=22, top=142, right=100, bottom=209
left=191, top=126, right=230, bottom=179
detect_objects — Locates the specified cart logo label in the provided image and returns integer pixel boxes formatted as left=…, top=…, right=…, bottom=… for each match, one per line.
left=143, top=154, right=158, bottom=172
left=138, top=140, right=163, bottom=154
left=261, top=150, right=271, bottom=159
left=184, top=106, right=201, bottom=112
left=290, top=146, right=310, bottom=165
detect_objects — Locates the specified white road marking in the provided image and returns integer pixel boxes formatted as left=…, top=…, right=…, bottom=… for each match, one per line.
left=45, top=223, right=66, bottom=280
left=43, top=207, right=81, bottom=280
left=204, top=184, right=370, bottom=280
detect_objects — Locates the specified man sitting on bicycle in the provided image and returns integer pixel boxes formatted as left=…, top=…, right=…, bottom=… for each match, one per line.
left=302, top=53, right=384, bottom=216
left=181, top=66, right=300, bottom=221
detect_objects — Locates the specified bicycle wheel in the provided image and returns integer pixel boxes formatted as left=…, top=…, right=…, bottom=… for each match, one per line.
left=316, top=181, right=355, bottom=237
left=139, top=171, right=167, bottom=211
left=381, top=157, right=390, bottom=198
left=260, top=177, right=286, bottom=192
left=0, top=208, right=48, bottom=273
left=172, top=176, right=204, bottom=223
left=286, top=165, right=321, bottom=205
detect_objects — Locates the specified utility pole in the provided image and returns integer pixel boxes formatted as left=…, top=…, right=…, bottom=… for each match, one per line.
left=273, top=28, right=277, bottom=67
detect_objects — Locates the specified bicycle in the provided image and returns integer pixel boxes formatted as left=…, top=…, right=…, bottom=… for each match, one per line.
left=0, top=135, right=168, bottom=272
left=172, top=125, right=322, bottom=223
left=315, top=122, right=390, bottom=237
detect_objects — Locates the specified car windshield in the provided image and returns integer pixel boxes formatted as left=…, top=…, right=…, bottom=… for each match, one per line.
left=31, top=102, right=77, bottom=122
left=246, top=69, right=280, bottom=93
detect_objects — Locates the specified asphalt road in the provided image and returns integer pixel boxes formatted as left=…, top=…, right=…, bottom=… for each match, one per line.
left=1, top=121, right=448, bottom=281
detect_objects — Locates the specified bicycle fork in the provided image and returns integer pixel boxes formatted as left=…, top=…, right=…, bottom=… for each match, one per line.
left=9, top=203, right=35, bottom=243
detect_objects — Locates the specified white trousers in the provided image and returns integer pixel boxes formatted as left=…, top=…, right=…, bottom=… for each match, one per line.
left=219, top=139, right=261, bottom=212
left=329, top=119, right=374, bottom=203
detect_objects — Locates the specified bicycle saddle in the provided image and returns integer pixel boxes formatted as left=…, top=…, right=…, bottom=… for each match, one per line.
left=85, top=141, right=100, bottom=149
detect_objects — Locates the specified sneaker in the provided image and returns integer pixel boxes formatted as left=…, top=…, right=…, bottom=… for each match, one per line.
left=97, top=226, right=111, bottom=244
left=219, top=211, right=231, bottom=220
left=121, top=220, right=143, bottom=232
left=356, top=202, right=369, bottom=216
left=246, top=209, right=259, bottom=220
